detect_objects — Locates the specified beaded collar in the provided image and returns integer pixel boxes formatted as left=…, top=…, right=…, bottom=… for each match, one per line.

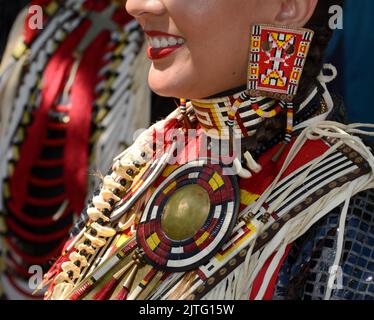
left=190, top=86, right=326, bottom=159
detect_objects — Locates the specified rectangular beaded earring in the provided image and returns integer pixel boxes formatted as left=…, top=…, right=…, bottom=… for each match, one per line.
left=248, top=24, right=314, bottom=159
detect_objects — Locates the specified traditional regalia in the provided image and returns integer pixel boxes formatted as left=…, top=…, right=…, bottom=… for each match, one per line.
left=39, top=23, right=374, bottom=300
left=0, top=0, right=151, bottom=299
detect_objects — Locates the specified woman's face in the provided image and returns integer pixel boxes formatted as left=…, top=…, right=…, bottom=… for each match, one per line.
left=126, top=0, right=317, bottom=99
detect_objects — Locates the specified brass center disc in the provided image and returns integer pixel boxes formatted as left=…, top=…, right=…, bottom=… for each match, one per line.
left=161, top=184, right=211, bottom=241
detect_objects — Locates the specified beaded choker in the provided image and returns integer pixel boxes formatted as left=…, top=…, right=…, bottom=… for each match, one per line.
left=188, top=87, right=326, bottom=159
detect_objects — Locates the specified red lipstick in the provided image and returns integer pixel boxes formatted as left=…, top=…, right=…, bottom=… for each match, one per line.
left=145, top=30, right=185, bottom=60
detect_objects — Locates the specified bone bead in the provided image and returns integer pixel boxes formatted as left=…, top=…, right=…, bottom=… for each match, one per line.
left=61, top=262, right=80, bottom=278
left=113, top=167, right=134, bottom=182
left=103, top=176, right=123, bottom=190
left=84, top=233, right=107, bottom=247
left=92, top=196, right=111, bottom=210
left=91, top=223, right=117, bottom=238
left=77, top=243, right=95, bottom=255
left=119, top=159, right=138, bottom=172
left=100, top=189, right=120, bottom=202
left=112, top=159, right=121, bottom=172
left=69, top=252, right=88, bottom=267
left=118, top=213, right=136, bottom=231
left=54, top=272, right=73, bottom=284
left=51, top=283, right=74, bottom=300
left=234, top=158, right=252, bottom=179
left=87, top=207, right=109, bottom=222
left=55, top=272, right=71, bottom=284
left=244, top=151, right=262, bottom=173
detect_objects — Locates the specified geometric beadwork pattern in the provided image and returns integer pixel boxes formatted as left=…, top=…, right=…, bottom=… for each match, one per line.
left=191, top=95, right=276, bottom=139
left=248, top=24, right=314, bottom=101
left=273, top=189, right=374, bottom=300
left=137, top=159, right=239, bottom=272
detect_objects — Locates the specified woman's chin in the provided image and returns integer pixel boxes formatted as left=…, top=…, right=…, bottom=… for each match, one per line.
left=148, top=69, right=187, bottom=98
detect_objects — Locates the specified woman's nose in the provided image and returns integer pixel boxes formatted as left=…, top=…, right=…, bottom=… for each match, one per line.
left=126, top=0, right=166, bottom=18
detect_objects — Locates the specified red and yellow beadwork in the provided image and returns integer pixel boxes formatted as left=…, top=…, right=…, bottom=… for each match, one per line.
left=248, top=24, right=314, bottom=101
left=137, top=159, right=240, bottom=272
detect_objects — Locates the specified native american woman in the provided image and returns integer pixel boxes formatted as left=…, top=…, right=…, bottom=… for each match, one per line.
left=37, top=0, right=374, bottom=300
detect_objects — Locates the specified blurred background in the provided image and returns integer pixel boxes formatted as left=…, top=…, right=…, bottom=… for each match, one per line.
left=326, top=0, right=374, bottom=123
left=0, top=0, right=175, bottom=300
left=0, top=0, right=29, bottom=57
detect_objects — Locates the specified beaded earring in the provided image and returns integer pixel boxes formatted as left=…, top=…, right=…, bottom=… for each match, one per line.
left=227, top=93, right=260, bottom=179
left=248, top=24, right=314, bottom=159
left=179, top=98, right=193, bottom=130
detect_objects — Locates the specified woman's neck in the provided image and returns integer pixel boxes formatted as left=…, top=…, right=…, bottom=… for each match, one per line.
left=190, top=88, right=272, bottom=140
left=189, top=85, right=323, bottom=158
left=204, top=85, right=248, bottom=100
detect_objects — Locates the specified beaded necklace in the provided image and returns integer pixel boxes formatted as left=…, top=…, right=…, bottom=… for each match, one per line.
left=41, top=82, right=329, bottom=300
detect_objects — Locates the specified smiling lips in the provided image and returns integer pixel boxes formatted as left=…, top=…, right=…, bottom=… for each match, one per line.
left=145, top=31, right=185, bottom=60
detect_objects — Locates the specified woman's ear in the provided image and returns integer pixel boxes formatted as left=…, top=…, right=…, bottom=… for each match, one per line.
left=274, top=0, right=318, bottom=27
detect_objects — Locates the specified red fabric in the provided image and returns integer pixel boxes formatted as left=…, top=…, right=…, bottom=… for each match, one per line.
left=29, top=176, right=64, bottom=187
left=24, top=0, right=133, bottom=45
left=15, top=1, right=135, bottom=214
left=9, top=3, right=137, bottom=296
left=64, top=29, right=111, bottom=214
left=7, top=201, right=69, bottom=227
left=6, top=237, right=63, bottom=265
left=24, top=0, right=55, bottom=45
left=6, top=217, right=71, bottom=243
left=9, top=20, right=91, bottom=214
left=113, top=4, right=133, bottom=26
left=280, top=139, right=329, bottom=179
left=34, top=158, right=64, bottom=167
left=6, top=254, right=34, bottom=278
left=26, top=193, right=66, bottom=206
left=239, top=138, right=330, bottom=207
left=83, top=0, right=112, bottom=11
left=249, top=244, right=292, bottom=300
left=82, top=0, right=133, bottom=28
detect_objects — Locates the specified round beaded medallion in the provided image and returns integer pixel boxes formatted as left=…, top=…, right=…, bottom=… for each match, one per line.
left=137, top=159, right=239, bottom=272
